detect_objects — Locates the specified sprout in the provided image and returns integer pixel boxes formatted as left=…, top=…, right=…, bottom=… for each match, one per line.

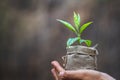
left=57, top=12, right=93, bottom=47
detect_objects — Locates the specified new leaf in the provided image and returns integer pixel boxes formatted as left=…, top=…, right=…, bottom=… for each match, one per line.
left=79, top=22, right=93, bottom=34
left=57, top=19, right=76, bottom=33
left=74, top=12, right=80, bottom=29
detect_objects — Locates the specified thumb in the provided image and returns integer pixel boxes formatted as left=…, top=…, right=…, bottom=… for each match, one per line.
left=51, top=61, right=65, bottom=73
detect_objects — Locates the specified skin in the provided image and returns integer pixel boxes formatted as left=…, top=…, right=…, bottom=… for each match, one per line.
left=51, top=61, right=116, bottom=80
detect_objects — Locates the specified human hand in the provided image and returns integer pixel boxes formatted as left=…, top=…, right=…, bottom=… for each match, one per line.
left=51, top=61, right=115, bottom=80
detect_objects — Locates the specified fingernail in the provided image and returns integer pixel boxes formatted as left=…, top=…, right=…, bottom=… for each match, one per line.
left=59, top=72, right=65, bottom=77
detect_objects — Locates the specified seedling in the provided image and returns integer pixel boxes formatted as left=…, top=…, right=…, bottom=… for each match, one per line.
left=57, top=12, right=93, bottom=47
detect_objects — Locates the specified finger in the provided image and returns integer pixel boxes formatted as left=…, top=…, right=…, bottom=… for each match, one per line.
left=51, top=68, right=59, bottom=80
left=51, top=61, right=65, bottom=73
left=59, top=70, right=87, bottom=80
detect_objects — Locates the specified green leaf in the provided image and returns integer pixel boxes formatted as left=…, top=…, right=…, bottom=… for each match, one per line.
left=73, top=12, right=80, bottom=29
left=57, top=19, right=76, bottom=33
left=77, top=13, right=80, bottom=26
left=84, top=40, right=92, bottom=47
left=67, top=37, right=79, bottom=47
left=79, top=22, right=93, bottom=34
left=80, top=39, right=92, bottom=47
left=80, top=39, right=85, bottom=44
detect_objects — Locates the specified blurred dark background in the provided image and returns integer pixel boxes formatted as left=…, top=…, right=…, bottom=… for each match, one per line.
left=0, top=0, right=120, bottom=80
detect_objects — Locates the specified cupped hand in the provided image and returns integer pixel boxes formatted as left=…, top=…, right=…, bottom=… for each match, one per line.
left=51, top=61, right=115, bottom=80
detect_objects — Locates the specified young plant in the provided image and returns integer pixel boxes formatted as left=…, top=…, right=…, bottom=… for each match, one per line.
left=57, top=12, right=93, bottom=47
